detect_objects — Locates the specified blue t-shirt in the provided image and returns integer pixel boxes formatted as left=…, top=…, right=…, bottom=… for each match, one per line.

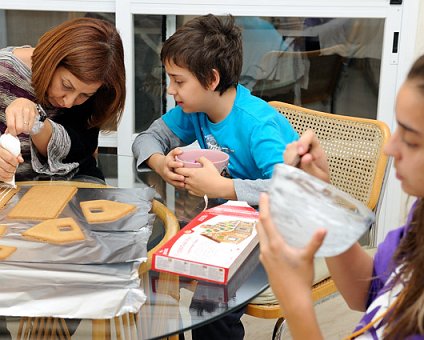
left=162, top=84, right=298, bottom=180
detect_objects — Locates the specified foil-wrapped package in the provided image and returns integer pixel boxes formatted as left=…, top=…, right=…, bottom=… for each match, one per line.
left=0, top=261, right=145, bottom=319
left=0, top=186, right=156, bottom=318
left=0, top=187, right=155, bottom=264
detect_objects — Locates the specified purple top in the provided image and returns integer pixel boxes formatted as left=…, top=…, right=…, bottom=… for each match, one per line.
left=352, top=202, right=423, bottom=339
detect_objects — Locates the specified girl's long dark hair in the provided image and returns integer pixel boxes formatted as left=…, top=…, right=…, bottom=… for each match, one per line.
left=383, top=55, right=424, bottom=339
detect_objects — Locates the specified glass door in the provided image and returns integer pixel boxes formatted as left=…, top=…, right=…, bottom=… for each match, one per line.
left=124, top=0, right=419, bottom=243
left=0, top=0, right=421, bottom=243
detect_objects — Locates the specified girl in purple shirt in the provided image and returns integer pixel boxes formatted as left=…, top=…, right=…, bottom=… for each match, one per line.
left=257, top=54, right=424, bottom=339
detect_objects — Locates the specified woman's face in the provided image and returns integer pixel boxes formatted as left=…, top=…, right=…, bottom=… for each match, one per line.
left=384, top=80, right=424, bottom=197
left=47, top=66, right=102, bottom=108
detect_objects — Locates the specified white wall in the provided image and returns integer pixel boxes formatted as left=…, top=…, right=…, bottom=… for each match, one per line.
left=415, top=2, right=424, bottom=57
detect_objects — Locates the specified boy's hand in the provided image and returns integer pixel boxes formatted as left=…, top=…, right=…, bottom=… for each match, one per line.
left=148, top=148, right=186, bottom=188
left=284, top=129, right=330, bottom=183
left=176, top=157, right=234, bottom=198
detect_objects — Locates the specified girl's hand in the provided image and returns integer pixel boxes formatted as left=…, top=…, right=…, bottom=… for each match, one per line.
left=5, top=98, right=38, bottom=136
left=257, top=193, right=327, bottom=310
left=284, top=129, right=330, bottom=183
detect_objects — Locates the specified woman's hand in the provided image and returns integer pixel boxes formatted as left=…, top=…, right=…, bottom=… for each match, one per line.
left=175, top=157, right=234, bottom=199
left=0, top=146, right=23, bottom=182
left=5, top=98, right=38, bottom=136
left=284, top=129, right=330, bottom=183
left=257, top=193, right=327, bottom=310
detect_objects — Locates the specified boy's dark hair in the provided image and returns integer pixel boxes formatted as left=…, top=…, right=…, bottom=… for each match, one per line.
left=161, top=14, right=242, bottom=95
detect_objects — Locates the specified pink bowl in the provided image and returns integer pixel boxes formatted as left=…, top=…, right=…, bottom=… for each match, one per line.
left=175, top=149, right=229, bottom=173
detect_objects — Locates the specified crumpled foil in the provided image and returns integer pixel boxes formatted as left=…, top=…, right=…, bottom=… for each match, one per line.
left=0, top=187, right=155, bottom=264
left=269, top=164, right=375, bottom=257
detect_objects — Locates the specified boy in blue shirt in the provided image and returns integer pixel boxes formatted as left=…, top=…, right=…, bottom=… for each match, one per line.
left=132, top=14, right=298, bottom=339
left=132, top=14, right=297, bottom=206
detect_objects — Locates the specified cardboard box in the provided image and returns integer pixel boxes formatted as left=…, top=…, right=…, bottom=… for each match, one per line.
left=152, top=201, right=259, bottom=284
left=150, top=245, right=260, bottom=305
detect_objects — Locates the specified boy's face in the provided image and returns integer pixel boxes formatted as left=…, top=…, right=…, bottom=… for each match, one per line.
left=165, top=61, right=214, bottom=113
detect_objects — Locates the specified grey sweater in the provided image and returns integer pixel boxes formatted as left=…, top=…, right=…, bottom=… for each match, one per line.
left=0, top=47, right=78, bottom=179
left=132, top=118, right=269, bottom=206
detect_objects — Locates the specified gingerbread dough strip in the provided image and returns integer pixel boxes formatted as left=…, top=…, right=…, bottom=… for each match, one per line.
left=8, top=186, right=77, bottom=220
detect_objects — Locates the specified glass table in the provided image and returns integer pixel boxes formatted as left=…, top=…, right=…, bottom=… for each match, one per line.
left=0, top=171, right=269, bottom=339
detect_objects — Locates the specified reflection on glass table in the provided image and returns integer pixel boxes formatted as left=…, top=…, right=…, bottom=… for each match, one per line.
left=0, top=171, right=268, bottom=340
left=247, top=17, right=383, bottom=118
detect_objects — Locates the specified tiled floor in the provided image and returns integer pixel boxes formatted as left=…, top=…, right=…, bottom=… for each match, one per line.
left=180, top=292, right=362, bottom=340
left=242, top=292, right=363, bottom=339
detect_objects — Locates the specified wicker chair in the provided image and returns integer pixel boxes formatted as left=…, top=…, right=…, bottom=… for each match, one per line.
left=245, top=101, right=391, bottom=335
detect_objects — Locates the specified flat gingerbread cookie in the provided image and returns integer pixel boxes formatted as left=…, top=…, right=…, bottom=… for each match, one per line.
left=8, top=185, right=77, bottom=220
left=0, top=245, right=16, bottom=260
left=80, top=200, right=136, bottom=224
left=22, top=217, right=85, bottom=244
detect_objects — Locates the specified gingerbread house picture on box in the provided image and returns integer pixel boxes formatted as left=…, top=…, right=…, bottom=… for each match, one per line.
left=199, top=220, right=256, bottom=244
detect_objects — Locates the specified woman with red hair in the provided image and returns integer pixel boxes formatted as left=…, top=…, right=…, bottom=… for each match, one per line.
left=0, top=17, right=125, bottom=182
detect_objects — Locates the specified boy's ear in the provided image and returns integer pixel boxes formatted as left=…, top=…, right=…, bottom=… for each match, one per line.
left=208, top=69, right=220, bottom=91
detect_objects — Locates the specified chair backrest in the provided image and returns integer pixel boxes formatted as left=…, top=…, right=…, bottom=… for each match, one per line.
left=270, top=101, right=390, bottom=211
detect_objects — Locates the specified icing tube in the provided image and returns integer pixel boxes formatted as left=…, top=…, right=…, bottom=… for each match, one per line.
left=0, top=134, right=21, bottom=187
